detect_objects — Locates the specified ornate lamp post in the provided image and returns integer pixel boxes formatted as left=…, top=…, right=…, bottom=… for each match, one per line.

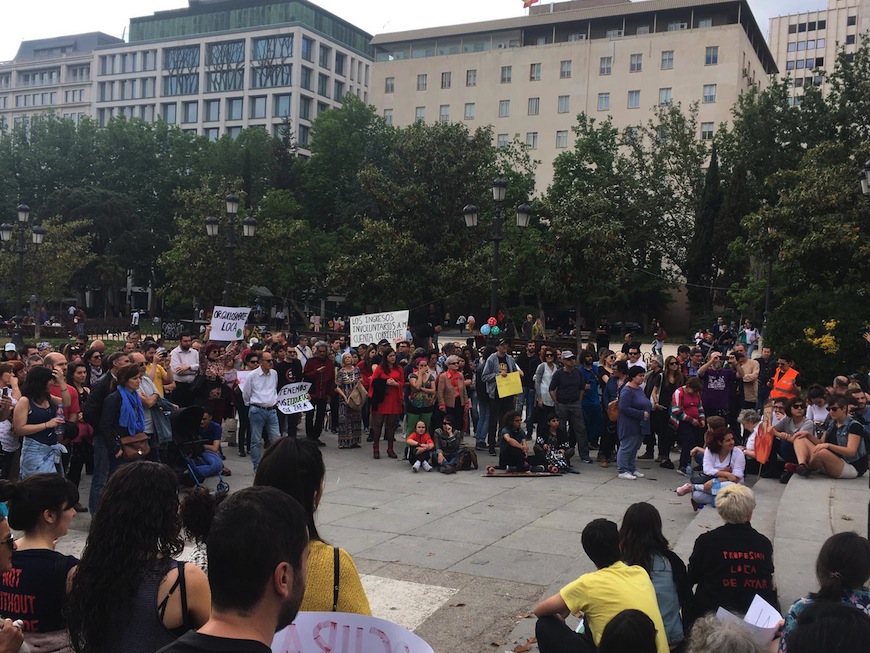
left=0, top=204, right=46, bottom=346
left=463, top=177, right=531, bottom=319
left=205, top=193, right=257, bottom=305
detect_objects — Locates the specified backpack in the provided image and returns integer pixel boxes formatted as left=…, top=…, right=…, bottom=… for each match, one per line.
left=454, top=447, right=478, bottom=471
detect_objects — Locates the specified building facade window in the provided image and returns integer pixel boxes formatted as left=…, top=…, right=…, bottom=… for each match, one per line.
left=530, top=63, right=541, bottom=81
left=466, top=69, right=477, bottom=86
left=417, top=73, right=427, bottom=91
left=385, top=76, right=394, bottom=93
left=252, top=36, right=292, bottom=60
left=251, top=64, right=292, bottom=89
left=299, top=95, right=312, bottom=120
left=274, top=94, right=291, bottom=117
left=528, top=97, right=540, bottom=115
left=439, top=104, right=450, bottom=122
left=227, top=97, right=242, bottom=120
left=250, top=95, right=266, bottom=119
left=525, top=132, right=538, bottom=149
left=441, top=71, right=451, bottom=89
left=161, top=102, right=176, bottom=124
left=204, top=99, right=220, bottom=121
left=335, top=52, right=346, bottom=76
left=318, top=73, right=329, bottom=96
left=705, top=46, right=719, bottom=65
left=659, top=87, right=672, bottom=105
left=497, top=134, right=508, bottom=148
left=701, top=122, right=714, bottom=140
left=558, top=95, right=570, bottom=113
left=464, top=102, right=475, bottom=120
left=501, top=66, right=512, bottom=83
left=182, top=100, right=198, bottom=123
left=499, top=99, right=510, bottom=117
left=415, top=106, right=425, bottom=122
left=300, top=66, right=312, bottom=90
left=319, top=44, right=331, bottom=69
left=560, top=60, right=572, bottom=78
left=630, top=53, right=642, bottom=72
left=556, top=130, right=568, bottom=148
left=703, top=83, right=717, bottom=103
left=661, top=51, right=674, bottom=70
left=597, top=93, right=610, bottom=111
left=301, top=37, right=315, bottom=62
left=383, top=108, right=393, bottom=124
left=627, top=90, right=640, bottom=109
left=600, top=56, right=612, bottom=75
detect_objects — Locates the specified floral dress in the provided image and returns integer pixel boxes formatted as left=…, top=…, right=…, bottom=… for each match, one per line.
left=778, top=589, right=870, bottom=652
left=336, top=366, right=362, bottom=448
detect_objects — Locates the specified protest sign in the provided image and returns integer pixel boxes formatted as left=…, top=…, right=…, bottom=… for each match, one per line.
left=272, top=612, right=433, bottom=653
left=277, top=382, right=312, bottom=414
left=350, top=310, right=409, bottom=347
left=235, top=370, right=252, bottom=393
left=495, top=371, right=522, bottom=398
left=210, top=306, right=252, bottom=341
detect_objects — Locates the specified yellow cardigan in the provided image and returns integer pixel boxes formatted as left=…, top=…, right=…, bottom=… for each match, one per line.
left=299, top=539, right=372, bottom=615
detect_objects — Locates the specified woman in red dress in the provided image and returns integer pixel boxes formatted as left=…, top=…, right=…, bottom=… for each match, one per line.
left=368, top=348, right=404, bottom=459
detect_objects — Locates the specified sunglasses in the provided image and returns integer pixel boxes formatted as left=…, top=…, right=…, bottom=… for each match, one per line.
left=792, top=404, right=805, bottom=410
left=668, top=362, right=679, bottom=366
left=261, top=359, right=274, bottom=364
left=248, top=359, right=259, bottom=365
left=827, top=406, right=842, bottom=412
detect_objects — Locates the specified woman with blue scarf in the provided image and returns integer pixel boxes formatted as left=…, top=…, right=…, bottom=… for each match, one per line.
left=99, top=364, right=156, bottom=474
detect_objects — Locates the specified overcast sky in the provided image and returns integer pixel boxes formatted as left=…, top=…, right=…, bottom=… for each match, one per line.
left=1, top=0, right=824, bottom=61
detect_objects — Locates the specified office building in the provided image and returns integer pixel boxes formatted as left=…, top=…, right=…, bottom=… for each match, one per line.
left=0, top=33, right=124, bottom=128
left=768, top=0, right=869, bottom=105
left=92, top=0, right=373, bottom=150
left=371, top=0, right=777, bottom=190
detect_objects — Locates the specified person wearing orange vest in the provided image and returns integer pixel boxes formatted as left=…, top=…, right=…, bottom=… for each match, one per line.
left=769, top=354, right=802, bottom=402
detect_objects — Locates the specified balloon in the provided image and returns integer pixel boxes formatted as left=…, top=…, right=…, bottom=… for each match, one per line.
left=491, top=326, right=500, bottom=336
left=480, top=324, right=491, bottom=336
left=487, top=317, right=497, bottom=327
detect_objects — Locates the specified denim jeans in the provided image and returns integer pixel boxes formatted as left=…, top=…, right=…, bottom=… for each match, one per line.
left=194, top=450, right=224, bottom=480
left=617, top=432, right=644, bottom=474
left=89, top=436, right=109, bottom=513
left=516, top=387, right=537, bottom=438
left=476, top=400, right=490, bottom=445
left=248, top=406, right=279, bottom=471
left=555, top=401, right=588, bottom=457
left=581, top=403, right=603, bottom=447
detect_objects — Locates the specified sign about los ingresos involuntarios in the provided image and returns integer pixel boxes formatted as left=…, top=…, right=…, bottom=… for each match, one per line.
left=349, top=310, right=409, bottom=347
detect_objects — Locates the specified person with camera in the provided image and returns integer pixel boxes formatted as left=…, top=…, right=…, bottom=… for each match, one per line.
left=143, top=342, right=174, bottom=398
left=731, top=344, right=759, bottom=410
left=698, top=351, right=743, bottom=427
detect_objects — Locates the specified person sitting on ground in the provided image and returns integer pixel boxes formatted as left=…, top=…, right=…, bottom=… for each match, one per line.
left=253, top=437, right=371, bottom=615
left=179, top=487, right=228, bottom=575
left=770, top=396, right=814, bottom=469
left=67, top=462, right=211, bottom=653
left=191, top=409, right=225, bottom=481
left=155, top=487, right=310, bottom=653
left=790, top=396, right=867, bottom=479
left=533, top=518, right=669, bottom=653
left=0, top=474, right=79, bottom=653
left=432, top=417, right=464, bottom=474
left=685, top=484, right=778, bottom=627
left=778, top=531, right=870, bottom=652
left=738, top=408, right=762, bottom=462
left=784, top=601, right=870, bottom=653
left=619, top=503, right=690, bottom=649
left=499, top=411, right=531, bottom=472
left=533, top=413, right=575, bottom=473
left=406, top=421, right=435, bottom=472
left=597, top=609, right=659, bottom=653
left=687, top=613, right=767, bottom=653
left=676, top=427, right=746, bottom=511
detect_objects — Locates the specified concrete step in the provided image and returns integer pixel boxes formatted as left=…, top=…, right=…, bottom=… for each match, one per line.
left=773, top=474, right=869, bottom=611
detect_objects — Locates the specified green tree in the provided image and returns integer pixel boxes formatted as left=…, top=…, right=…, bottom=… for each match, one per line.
left=685, top=146, right=722, bottom=314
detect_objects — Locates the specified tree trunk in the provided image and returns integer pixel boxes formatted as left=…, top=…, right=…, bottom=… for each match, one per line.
left=575, top=298, right=583, bottom=354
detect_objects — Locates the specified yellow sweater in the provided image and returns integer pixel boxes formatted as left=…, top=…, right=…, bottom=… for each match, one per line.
left=299, top=540, right=372, bottom=615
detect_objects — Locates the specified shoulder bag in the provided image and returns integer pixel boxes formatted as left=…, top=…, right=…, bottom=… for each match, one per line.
left=346, top=381, right=367, bottom=411
left=114, top=425, right=151, bottom=461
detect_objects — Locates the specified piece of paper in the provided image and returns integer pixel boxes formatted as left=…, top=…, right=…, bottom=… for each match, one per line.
left=272, top=611, right=434, bottom=653
left=350, top=310, right=409, bottom=346
left=277, top=382, right=313, bottom=414
left=715, top=594, right=782, bottom=646
left=210, top=306, right=251, bottom=341
left=496, top=371, right=522, bottom=398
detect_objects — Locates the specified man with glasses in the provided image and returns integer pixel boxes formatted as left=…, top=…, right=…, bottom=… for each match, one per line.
left=276, top=346, right=303, bottom=437
left=242, top=351, right=279, bottom=471
left=626, top=347, right=646, bottom=372
left=769, top=353, right=802, bottom=403
left=302, top=342, right=335, bottom=446
left=686, top=348, right=704, bottom=378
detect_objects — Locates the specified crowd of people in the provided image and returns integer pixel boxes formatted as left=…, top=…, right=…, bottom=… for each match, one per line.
left=0, top=313, right=863, bottom=652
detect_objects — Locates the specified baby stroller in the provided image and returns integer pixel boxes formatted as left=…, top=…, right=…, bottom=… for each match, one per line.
left=165, top=405, right=229, bottom=493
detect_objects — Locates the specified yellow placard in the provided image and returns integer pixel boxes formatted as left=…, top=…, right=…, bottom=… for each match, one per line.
left=495, top=371, right=522, bottom=398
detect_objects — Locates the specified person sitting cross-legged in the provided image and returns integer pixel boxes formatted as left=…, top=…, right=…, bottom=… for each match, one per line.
left=405, top=421, right=434, bottom=472
left=191, top=409, right=226, bottom=481
left=533, top=518, right=670, bottom=653
left=432, top=417, right=464, bottom=474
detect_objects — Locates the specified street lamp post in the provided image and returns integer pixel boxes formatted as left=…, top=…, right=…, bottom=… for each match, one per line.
left=859, top=161, right=870, bottom=539
left=206, top=193, right=257, bottom=306
left=463, top=177, right=531, bottom=320
left=0, top=204, right=46, bottom=347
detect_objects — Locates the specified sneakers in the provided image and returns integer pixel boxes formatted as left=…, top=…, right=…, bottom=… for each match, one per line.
left=784, top=462, right=798, bottom=473
left=475, top=442, right=487, bottom=451
left=412, top=461, right=421, bottom=472
left=633, top=471, right=645, bottom=479
left=676, top=482, right=693, bottom=496
left=488, top=448, right=497, bottom=456
left=531, top=464, right=546, bottom=473
left=679, top=465, right=692, bottom=477
left=617, top=472, right=637, bottom=480
left=580, top=456, right=594, bottom=464
left=422, top=461, right=433, bottom=472
left=660, top=459, right=675, bottom=469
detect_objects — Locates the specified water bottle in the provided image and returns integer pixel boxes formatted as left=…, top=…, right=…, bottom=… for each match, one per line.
left=53, top=405, right=65, bottom=437
left=711, top=477, right=721, bottom=507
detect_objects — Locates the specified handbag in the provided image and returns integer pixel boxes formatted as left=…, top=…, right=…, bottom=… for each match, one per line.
left=607, top=381, right=625, bottom=422
left=346, top=381, right=367, bottom=411
left=116, top=431, right=151, bottom=461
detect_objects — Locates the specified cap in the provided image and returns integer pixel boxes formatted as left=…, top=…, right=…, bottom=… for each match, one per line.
left=561, top=350, right=575, bottom=360
left=249, top=337, right=259, bottom=345
left=378, top=339, right=389, bottom=346
left=496, top=338, right=508, bottom=346
left=3, top=343, right=15, bottom=352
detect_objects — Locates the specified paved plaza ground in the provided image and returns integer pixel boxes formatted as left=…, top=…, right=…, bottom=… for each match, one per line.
left=48, top=336, right=869, bottom=653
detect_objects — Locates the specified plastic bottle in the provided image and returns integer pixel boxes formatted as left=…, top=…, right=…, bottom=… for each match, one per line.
left=53, top=405, right=65, bottom=437
left=711, top=477, right=721, bottom=507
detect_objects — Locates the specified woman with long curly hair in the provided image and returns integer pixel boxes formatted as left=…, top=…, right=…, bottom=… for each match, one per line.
left=66, top=462, right=210, bottom=653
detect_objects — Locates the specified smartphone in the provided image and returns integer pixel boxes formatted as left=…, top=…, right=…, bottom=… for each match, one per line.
left=1, top=388, right=8, bottom=398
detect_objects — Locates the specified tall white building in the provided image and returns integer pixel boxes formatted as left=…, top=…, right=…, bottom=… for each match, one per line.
left=0, top=33, right=124, bottom=128
left=92, top=0, right=373, bottom=150
left=370, top=0, right=777, bottom=191
left=768, top=0, right=870, bottom=105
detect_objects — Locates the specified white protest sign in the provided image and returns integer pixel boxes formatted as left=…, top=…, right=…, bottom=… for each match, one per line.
left=235, top=370, right=252, bottom=393
left=210, top=306, right=252, bottom=341
left=350, top=310, right=409, bottom=347
left=277, top=382, right=312, bottom=414
left=272, top=612, right=434, bottom=653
